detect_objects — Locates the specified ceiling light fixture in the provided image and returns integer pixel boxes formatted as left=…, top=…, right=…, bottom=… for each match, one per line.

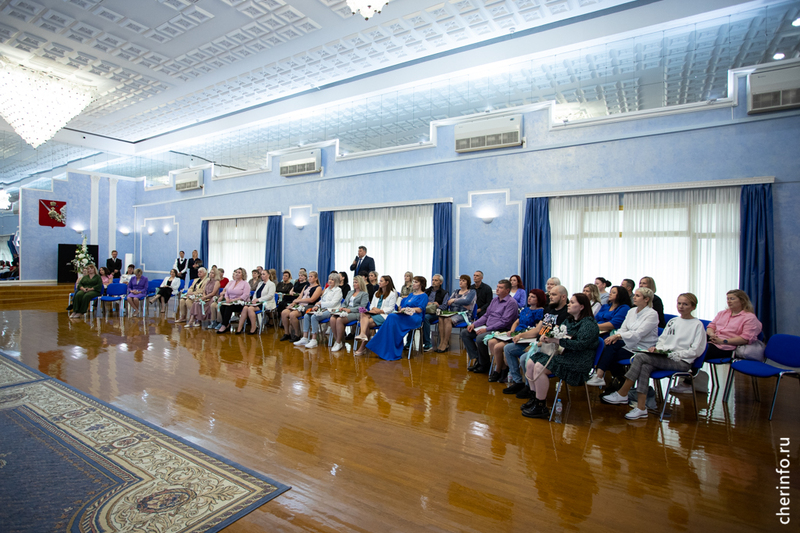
left=773, top=52, right=785, bottom=60
left=346, top=0, right=390, bottom=20
left=793, top=17, right=800, bottom=27
left=0, top=58, right=95, bottom=148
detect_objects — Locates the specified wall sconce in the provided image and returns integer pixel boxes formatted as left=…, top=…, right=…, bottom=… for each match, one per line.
left=119, top=228, right=130, bottom=236
left=477, top=209, right=496, bottom=224
left=147, top=227, right=155, bottom=235
left=293, top=220, right=305, bottom=230
left=480, top=216, right=495, bottom=224
left=72, top=225, right=84, bottom=233
left=163, top=226, right=171, bottom=234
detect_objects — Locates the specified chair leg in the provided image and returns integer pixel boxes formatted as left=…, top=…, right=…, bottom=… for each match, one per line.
left=710, top=365, right=719, bottom=390
left=722, top=366, right=735, bottom=403
left=752, top=376, right=761, bottom=402
left=660, top=376, right=674, bottom=422
left=549, top=380, right=563, bottom=422
left=583, top=382, right=594, bottom=422
left=690, top=375, right=699, bottom=420
left=768, top=375, right=783, bottom=421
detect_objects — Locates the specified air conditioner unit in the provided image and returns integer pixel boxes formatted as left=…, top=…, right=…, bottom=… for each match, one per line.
left=748, top=62, right=800, bottom=114
left=455, top=114, right=523, bottom=153
left=174, top=169, right=203, bottom=191
left=280, top=149, right=321, bottom=177
left=12, top=201, right=19, bottom=215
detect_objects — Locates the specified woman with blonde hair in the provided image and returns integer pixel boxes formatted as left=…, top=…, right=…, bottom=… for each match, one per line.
left=70, top=263, right=102, bottom=318
left=399, top=271, right=414, bottom=298
left=583, top=283, right=602, bottom=316
left=176, top=267, right=207, bottom=322
left=330, top=275, right=369, bottom=352
left=186, top=268, right=220, bottom=328
left=705, top=289, right=762, bottom=362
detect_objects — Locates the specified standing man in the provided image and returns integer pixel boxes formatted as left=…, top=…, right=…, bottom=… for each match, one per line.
left=461, top=279, right=519, bottom=373
left=471, top=271, right=494, bottom=319
left=173, top=251, right=188, bottom=279
left=106, top=250, right=122, bottom=278
left=349, top=246, right=375, bottom=278
left=188, top=250, right=201, bottom=281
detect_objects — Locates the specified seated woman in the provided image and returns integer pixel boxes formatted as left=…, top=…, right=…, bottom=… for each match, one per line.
left=586, top=287, right=659, bottom=387
left=176, top=267, right=207, bottom=322
left=248, top=269, right=260, bottom=291
left=149, top=269, right=181, bottom=315
left=67, top=266, right=88, bottom=311
left=99, top=267, right=113, bottom=293
left=487, top=288, right=546, bottom=382
left=706, top=289, right=763, bottom=364
left=126, top=268, right=149, bottom=317
left=521, top=293, right=600, bottom=418
left=366, top=271, right=380, bottom=300
left=238, top=269, right=276, bottom=334
left=205, top=270, right=226, bottom=329
left=595, top=277, right=611, bottom=305
left=353, top=275, right=397, bottom=347
left=433, top=275, right=477, bottom=353
left=421, top=274, right=448, bottom=351
left=296, top=273, right=343, bottom=348
left=280, top=271, right=323, bottom=341
left=276, top=270, right=309, bottom=317
left=639, top=276, right=666, bottom=327
left=120, top=264, right=135, bottom=284
left=601, top=293, right=707, bottom=419
left=185, top=268, right=219, bottom=327
left=217, top=268, right=230, bottom=289
left=216, top=268, right=251, bottom=334
left=358, top=276, right=428, bottom=360
left=338, top=272, right=351, bottom=300
left=399, top=271, right=414, bottom=298
left=70, top=264, right=102, bottom=318
left=330, top=276, right=370, bottom=352
left=509, top=275, right=527, bottom=308
left=594, top=285, right=632, bottom=337
left=583, top=284, right=602, bottom=316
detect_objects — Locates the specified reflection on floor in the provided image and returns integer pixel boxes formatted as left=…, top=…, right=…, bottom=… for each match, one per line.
left=0, top=305, right=796, bottom=532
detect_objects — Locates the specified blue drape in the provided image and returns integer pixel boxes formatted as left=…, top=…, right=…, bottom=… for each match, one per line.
left=7, top=235, right=17, bottom=257
left=265, top=215, right=282, bottom=272
left=740, top=184, right=776, bottom=338
left=317, top=211, right=335, bottom=275
left=432, top=202, right=452, bottom=292
left=199, top=220, right=209, bottom=269
left=521, top=197, right=551, bottom=291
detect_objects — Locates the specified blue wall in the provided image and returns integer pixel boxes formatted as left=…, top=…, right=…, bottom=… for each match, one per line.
left=20, top=77, right=800, bottom=334
left=0, top=212, right=18, bottom=236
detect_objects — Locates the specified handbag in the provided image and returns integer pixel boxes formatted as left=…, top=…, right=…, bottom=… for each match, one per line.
left=735, top=340, right=766, bottom=361
left=425, top=302, right=438, bottom=314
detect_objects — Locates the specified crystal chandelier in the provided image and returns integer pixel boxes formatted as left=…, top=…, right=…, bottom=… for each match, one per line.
left=0, top=58, right=95, bottom=148
left=346, top=0, right=390, bottom=20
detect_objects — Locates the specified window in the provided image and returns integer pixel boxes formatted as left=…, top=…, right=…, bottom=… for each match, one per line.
left=208, top=217, right=267, bottom=277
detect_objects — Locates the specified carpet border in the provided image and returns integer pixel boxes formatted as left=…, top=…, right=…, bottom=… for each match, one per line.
left=0, top=350, right=291, bottom=533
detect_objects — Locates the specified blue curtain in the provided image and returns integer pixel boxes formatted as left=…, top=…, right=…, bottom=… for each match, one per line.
left=432, top=202, right=452, bottom=292
left=199, top=220, right=209, bottom=269
left=317, top=211, right=335, bottom=275
left=740, top=184, right=776, bottom=338
left=7, top=235, right=17, bottom=258
left=265, top=215, right=282, bottom=272
left=521, top=197, right=551, bottom=291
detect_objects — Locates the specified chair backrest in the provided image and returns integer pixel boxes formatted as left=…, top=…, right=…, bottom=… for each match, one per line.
left=663, top=313, right=678, bottom=323
left=764, top=334, right=800, bottom=367
left=691, top=344, right=709, bottom=370
left=178, top=279, right=185, bottom=290
left=657, top=327, right=664, bottom=336
left=593, top=337, right=604, bottom=366
left=471, top=304, right=478, bottom=320
left=148, top=280, right=161, bottom=291
left=113, top=278, right=120, bottom=283
left=106, top=283, right=127, bottom=296
left=699, top=318, right=711, bottom=329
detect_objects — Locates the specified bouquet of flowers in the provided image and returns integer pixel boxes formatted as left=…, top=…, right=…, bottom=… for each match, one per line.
left=68, top=233, right=91, bottom=274
left=542, top=324, right=570, bottom=354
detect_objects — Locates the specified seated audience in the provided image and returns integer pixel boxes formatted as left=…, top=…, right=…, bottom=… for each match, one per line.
left=217, top=268, right=230, bottom=289
left=330, top=276, right=370, bottom=352
left=276, top=270, right=308, bottom=316
left=601, top=293, right=707, bottom=419
left=546, top=277, right=561, bottom=293
left=366, top=271, right=380, bottom=300
left=67, top=266, right=88, bottom=311
left=594, top=286, right=632, bottom=335
left=296, top=273, right=343, bottom=348
left=595, top=277, right=611, bottom=305
left=99, top=267, right=113, bottom=292
left=509, top=275, right=526, bottom=308
left=471, top=271, right=494, bottom=318
left=587, top=287, right=659, bottom=387
left=434, top=275, right=477, bottom=353
left=638, top=276, right=666, bottom=328
left=461, top=279, right=519, bottom=373
left=249, top=270, right=260, bottom=291
left=176, top=267, right=208, bottom=322
left=70, top=264, right=102, bottom=318
left=339, top=271, right=350, bottom=299
left=706, top=289, right=763, bottom=364
left=120, top=264, right=135, bottom=284
left=126, top=269, right=149, bottom=317
left=399, top=271, right=414, bottom=298
left=420, top=274, right=447, bottom=351
left=216, top=268, right=251, bottom=334
left=487, top=288, right=546, bottom=383
left=149, top=269, right=181, bottom=315
left=621, top=278, right=635, bottom=295
left=280, top=271, right=323, bottom=341
left=238, top=269, right=276, bottom=334
left=358, top=276, right=428, bottom=360
left=354, top=275, right=397, bottom=346
left=583, top=283, right=602, bottom=316
left=520, top=293, right=599, bottom=418
left=185, top=269, right=219, bottom=327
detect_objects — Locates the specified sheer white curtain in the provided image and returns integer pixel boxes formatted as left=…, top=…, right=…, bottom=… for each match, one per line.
left=623, top=187, right=740, bottom=320
left=334, top=204, right=434, bottom=287
left=208, top=217, right=268, bottom=276
left=550, top=194, right=620, bottom=294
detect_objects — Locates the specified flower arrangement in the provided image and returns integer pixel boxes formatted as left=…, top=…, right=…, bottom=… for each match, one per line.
left=68, top=233, right=91, bottom=274
left=544, top=324, right=570, bottom=339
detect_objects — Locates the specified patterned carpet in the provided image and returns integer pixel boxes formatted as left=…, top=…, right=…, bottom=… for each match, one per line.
left=0, top=351, right=290, bottom=533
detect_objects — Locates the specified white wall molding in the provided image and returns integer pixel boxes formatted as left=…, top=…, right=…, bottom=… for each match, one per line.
left=320, top=198, right=453, bottom=212
left=89, top=175, right=100, bottom=246
left=201, top=212, right=280, bottom=221
left=527, top=176, right=775, bottom=198
left=139, top=216, right=179, bottom=274
left=108, top=178, right=117, bottom=253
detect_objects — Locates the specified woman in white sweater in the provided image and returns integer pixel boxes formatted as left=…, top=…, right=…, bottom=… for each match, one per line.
left=296, top=273, right=343, bottom=348
left=587, top=287, right=660, bottom=387
left=600, top=293, right=707, bottom=419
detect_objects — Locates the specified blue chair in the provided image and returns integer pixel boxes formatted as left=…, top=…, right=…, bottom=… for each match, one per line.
left=453, top=304, right=478, bottom=356
left=100, top=283, right=127, bottom=317
left=651, top=345, right=709, bottom=421
left=723, top=334, right=799, bottom=420
left=548, top=337, right=604, bottom=423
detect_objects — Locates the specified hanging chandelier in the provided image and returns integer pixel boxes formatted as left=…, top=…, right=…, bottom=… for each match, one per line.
left=0, top=58, right=95, bottom=148
left=346, top=0, right=390, bottom=20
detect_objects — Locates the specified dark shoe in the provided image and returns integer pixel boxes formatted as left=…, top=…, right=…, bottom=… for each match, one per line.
left=472, top=366, right=488, bottom=374
left=234, top=329, right=243, bottom=335
left=467, top=360, right=478, bottom=371
left=520, top=397, right=537, bottom=410
left=279, top=334, right=292, bottom=341
left=216, top=328, right=227, bottom=334
left=503, top=382, right=526, bottom=395
left=499, top=369, right=509, bottom=382
left=488, top=372, right=502, bottom=383
left=423, top=344, right=433, bottom=352
left=291, top=335, right=301, bottom=342
left=66, top=304, right=73, bottom=311
left=522, top=399, right=550, bottom=419
left=248, top=329, right=258, bottom=335
left=516, top=388, right=533, bottom=399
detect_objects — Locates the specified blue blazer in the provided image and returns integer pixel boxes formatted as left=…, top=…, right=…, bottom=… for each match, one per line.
left=349, top=255, right=375, bottom=277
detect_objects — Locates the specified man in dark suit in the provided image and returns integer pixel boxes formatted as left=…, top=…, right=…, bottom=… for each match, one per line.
left=173, top=251, right=188, bottom=279
left=349, top=245, right=375, bottom=278
left=106, top=250, right=122, bottom=278
left=471, top=270, right=494, bottom=319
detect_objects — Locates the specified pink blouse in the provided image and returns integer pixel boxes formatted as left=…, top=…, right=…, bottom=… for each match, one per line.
left=101, top=274, right=113, bottom=286
left=708, top=309, right=762, bottom=351
left=223, top=279, right=250, bottom=301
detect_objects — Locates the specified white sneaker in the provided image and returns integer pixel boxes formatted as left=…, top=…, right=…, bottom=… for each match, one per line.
left=625, top=407, right=649, bottom=420
left=601, top=391, right=628, bottom=405
left=305, top=339, right=318, bottom=348
left=586, top=375, right=605, bottom=387
left=294, top=337, right=309, bottom=346
left=331, top=342, right=343, bottom=352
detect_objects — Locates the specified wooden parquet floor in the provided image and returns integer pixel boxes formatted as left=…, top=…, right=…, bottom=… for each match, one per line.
left=0, top=296, right=797, bottom=532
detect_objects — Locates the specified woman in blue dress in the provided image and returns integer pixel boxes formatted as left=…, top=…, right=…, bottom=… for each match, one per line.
left=360, top=276, right=429, bottom=361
